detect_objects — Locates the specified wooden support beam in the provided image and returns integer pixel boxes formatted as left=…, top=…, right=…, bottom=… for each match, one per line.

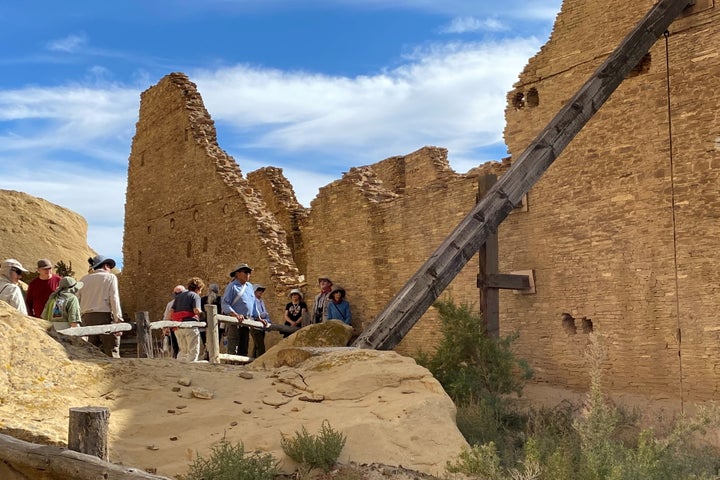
left=135, top=311, right=153, bottom=359
left=353, top=0, right=692, bottom=350
left=57, top=322, right=132, bottom=337
left=0, top=433, right=173, bottom=480
left=68, top=407, right=109, bottom=461
left=205, top=304, right=220, bottom=365
left=479, top=274, right=531, bottom=290
left=148, top=320, right=206, bottom=329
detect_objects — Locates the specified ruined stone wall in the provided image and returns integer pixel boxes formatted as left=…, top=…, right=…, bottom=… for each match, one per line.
left=301, top=147, right=485, bottom=354
left=121, top=73, right=301, bottom=323
left=501, top=0, right=720, bottom=398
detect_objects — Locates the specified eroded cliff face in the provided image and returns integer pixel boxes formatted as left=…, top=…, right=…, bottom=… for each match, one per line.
left=0, top=189, right=95, bottom=277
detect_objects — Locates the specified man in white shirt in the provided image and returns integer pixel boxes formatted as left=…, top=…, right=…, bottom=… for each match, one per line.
left=77, top=255, right=123, bottom=357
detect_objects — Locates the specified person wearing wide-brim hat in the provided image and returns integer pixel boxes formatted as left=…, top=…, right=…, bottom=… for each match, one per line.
left=312, top=276, right=333, bottom=324
left=77, top=254, right=123, bottom=357
left=42, top=276, right=84, bottom=328
left=326, top=286, right=351, bottom=326
left=221, top=262, right=257, bottom=356
left=0, top=258, right=29, bottom=314
left=283, top=288, right=308, bottom=337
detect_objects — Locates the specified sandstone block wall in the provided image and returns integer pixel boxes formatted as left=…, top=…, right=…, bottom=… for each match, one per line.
left=501, top=0, right=720, bottom=398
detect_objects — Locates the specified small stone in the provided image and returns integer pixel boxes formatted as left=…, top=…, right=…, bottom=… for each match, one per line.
left=192, top=387, right=214, bottom=399
left=233, top=400, right=243, bottom=405
left=170, top=436, right=178, bottom=441
left=242, top=408, right=252, bottom=414
left=178, top=377, right=192, bottom=386
left=299, top=394, right=324, bottom=403
left=238, top=372, right=254, bottom=380
left=167, top=409, right=176, bottom=414
left=171, top=386, right=181, bottom=392
left=147, top=445, right=159, bottom=451
left=230, top=421, right=238, bottom=426
left=176, top=405, right=187, bottom=409
left=146, top=467, right=157, bottom=474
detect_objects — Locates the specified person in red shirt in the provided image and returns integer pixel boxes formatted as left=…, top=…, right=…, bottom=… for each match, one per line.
left=25, top=259, right=61, bottom=317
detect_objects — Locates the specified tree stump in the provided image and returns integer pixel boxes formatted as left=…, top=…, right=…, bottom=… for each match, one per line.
left=68, top=407, right=110, bottom=461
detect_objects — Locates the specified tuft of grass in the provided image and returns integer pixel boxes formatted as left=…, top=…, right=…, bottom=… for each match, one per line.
left=281, top=420, right=346, bottom=472
left=179, top=439, right=278, bottom=480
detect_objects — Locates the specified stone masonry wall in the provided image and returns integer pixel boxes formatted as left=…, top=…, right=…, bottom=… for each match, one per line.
left=501, top=0, right=720, bottom=398
left=122, top=73, right=301, bottom=324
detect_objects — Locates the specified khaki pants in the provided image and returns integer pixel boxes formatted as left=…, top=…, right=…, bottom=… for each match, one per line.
left=81, top=312, right=121, bottom=358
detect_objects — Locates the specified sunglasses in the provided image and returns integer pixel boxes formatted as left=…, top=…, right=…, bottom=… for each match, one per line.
left=11, top=268, right=23, bottom=275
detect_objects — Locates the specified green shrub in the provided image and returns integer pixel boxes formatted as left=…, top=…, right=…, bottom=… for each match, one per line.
left=55, top=260, right=74, bottom=277
left=281, top=420, right=346, bottom=472
left=180, top=439, right=278, bottom=480
left=417, top=298, right=533, bottom=405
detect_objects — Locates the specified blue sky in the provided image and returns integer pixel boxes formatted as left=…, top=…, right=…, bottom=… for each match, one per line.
left=0, top=0, right=562, bottom=268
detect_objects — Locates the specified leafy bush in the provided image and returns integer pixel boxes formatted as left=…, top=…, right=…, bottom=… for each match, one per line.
left=55, top=260, right=74, bottom=277
left=281, top=420, right=346, bottom=472
left=180, top=439, right=278, bottom=480
left=417, top=298, right=533, bottom=404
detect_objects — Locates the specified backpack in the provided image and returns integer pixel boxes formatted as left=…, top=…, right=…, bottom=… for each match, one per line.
left=43, top=295, right=66, bottom=321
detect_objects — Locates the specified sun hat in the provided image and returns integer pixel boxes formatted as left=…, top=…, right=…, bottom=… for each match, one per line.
left=318, top=276, right=332, bottom=284
left=37, top=259, right=53, bottom=269
left=254, top=284, right=266, bottom=292
left=89, top=255, right=116, bottom=270
left=58, top=276, right=83, bottom=292
left=229, top=263, right=253, bottom=277
left=330, top=286, right=346, bottom=298
left=288, top=288, right=303, bottom=299
left=2, top=259, right=28, bottom=273
left=173, top=285, right=186, bottom=294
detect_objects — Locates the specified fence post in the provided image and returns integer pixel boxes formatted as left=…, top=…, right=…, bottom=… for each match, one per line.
left=135, top=311, right=153, bottom=358
left=205, top=304, right=220, bottom=364
left=68, top=406, right=110, bottom=461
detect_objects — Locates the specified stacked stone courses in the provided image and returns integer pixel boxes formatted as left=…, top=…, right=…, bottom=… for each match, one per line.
left=502, top=0, right=720, bottom=399
left=122, top=0, right=719, bottom=401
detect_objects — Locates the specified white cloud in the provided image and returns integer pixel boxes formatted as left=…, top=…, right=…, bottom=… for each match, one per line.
left=440, top=16, right=508, bottom=34
left=194, top=36, right=540, bottom=163
left=46, top=34, right=88, bottom=53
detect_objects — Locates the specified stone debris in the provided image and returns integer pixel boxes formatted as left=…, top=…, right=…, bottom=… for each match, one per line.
left=262, top=395, right=291, bottom=407
left=299, top=393, right=324, bottom=403
left=177, top=377, right=192, bottom=386
left=238, top=372, right=254, bottom=379
left=191, top=387, right=214, bottom=399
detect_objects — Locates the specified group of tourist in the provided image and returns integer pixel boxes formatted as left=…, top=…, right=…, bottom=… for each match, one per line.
left=1, top=255, right=353, bottom=363
left=0, top=255, right=124, bottom=358
left=162, top=265, right=353, bottom=362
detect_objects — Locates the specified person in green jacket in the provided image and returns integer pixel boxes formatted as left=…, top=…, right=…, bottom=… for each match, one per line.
left=42, top=276, right=84, bottom=328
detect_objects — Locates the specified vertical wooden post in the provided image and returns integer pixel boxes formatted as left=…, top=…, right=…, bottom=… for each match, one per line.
left=68, top=406, right=110, bottom=461
left=135, top=311, right=153, bottom=358
left=205, top=304, right=220, bottom=364
left=478, top=174, right=500, bottom=338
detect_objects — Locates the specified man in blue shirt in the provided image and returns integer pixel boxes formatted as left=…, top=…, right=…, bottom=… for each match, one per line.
left=221, top=263, right=257, bottom=356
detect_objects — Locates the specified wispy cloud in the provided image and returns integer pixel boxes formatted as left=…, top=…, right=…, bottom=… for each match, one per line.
left=439, top=16, right=508, bottom=34
left=46, top=33, right=88, bottom=53
left=194, top=36, right=540, bottom=164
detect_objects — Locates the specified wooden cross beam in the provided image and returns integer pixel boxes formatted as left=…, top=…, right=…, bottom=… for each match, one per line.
left=477, top=174, right=534, bottom=337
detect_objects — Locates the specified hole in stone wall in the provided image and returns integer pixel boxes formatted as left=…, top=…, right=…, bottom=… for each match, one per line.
left=203, top=237, right=208, bottom=253
left=147, top=225, right=151, bottom=234
left=627, top=53, right=651, bottom=77
left=561, top=313, right=577, bottom=335
left=511, top=91, right=525, bottom=110
left=184, top=129, right=189, bottom=141
left=140, top=153, right=145, bottom=167
left=170, top=218, right=175, bottom=229
left=138, top=250, right=142, bottom=266
left=581, top=317, right=593, bottom=333
left=526, top=88, right=539, bottom=107
left=186, top=241, right=192, bottom=258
